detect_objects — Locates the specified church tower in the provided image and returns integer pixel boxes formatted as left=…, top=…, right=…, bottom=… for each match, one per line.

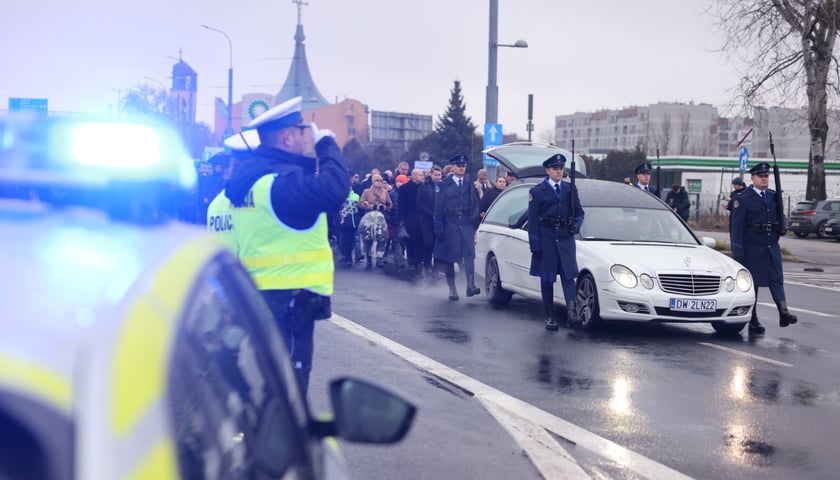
left=276, top=0, right=329, bottom=110
left=170, top=49, right=197, bottom=124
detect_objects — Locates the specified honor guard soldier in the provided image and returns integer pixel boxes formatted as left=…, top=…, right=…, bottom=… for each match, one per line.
left=730, top=162, right=797, bottom=335
left=528, top=154, right=585, bottom=330
left=633, top=162, right=659, bottom=197
left=215, top=96, right=349, bottom=394
left=434, top=154, right=481, bottom=300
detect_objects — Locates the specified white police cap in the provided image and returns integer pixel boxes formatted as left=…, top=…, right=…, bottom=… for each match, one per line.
left=247, top=96, right=309, bottom=132
left=223, top=129, right=260, bottom=156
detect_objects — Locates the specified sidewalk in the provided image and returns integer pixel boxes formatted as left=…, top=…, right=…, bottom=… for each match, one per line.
left=693, top=228, right=840, bottom=274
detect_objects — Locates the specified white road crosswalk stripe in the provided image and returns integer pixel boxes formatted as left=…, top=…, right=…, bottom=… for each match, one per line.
left=331, top=313, right=694, bottom=480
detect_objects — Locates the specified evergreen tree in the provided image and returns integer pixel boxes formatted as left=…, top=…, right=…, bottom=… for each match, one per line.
left=435, top=80, right=479, bottom=169
left=342, top=138, right=374, bottom=175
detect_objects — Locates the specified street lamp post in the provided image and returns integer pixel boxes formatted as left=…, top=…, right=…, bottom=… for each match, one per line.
left=201, top=24, right=234, bottom=137
left=485, top=0, right=527, bottom=176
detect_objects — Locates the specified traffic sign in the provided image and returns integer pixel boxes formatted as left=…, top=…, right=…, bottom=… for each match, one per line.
left=9, top=97, right=48, bottom=116
left=739, top=147, right=749, bottom=173
left=736, top=128, right=753, bottom=148
left=483, top=123, right=502, bottom=167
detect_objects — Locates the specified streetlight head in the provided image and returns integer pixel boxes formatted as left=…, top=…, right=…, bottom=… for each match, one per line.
left=200, top=24, right=209, bottom=29
left=514, top=40, right=528, bottom=48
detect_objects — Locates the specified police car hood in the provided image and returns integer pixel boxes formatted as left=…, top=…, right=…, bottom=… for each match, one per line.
left=0, top=203, right=212, bottom=410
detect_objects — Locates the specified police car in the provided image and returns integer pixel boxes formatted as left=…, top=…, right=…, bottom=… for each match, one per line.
left=0, top=115, right=415, bottom=479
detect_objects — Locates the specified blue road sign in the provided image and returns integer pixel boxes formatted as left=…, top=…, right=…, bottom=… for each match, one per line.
left=9, top=97, right=48, bottom=116
left=739, top=147, right=749, bottom=173
left=483, top=123, right=502, bottom=167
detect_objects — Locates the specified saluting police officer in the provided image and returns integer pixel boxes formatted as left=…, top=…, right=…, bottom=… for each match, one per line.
left=216, top=96, right=348, bottom=395
left=434, top=154, right=481, bottom=300
left=730, top=162, right=797, bottom=335
left=528, top=154, right=585, bottom=330
left=633, top=162, right=659, bottom=197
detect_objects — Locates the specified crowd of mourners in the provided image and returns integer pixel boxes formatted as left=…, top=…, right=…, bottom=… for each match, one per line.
left=328, top=160, right=508, bottom=278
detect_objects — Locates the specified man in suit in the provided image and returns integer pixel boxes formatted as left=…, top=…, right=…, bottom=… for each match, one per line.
left=528, top=154, right=585, bottom=330
left=434, top=154, right=481, bottom=300
left=633, top=162, right=659, bottom=197
left=730, top=162, right=797, bottom=335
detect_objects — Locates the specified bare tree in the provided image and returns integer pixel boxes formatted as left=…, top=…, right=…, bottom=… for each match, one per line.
left=678, top=112, right=692, bottom=154
left=710, top=0, right=840, bottom=201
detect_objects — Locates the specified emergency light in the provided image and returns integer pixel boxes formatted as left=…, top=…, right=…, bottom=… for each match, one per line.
left=0, top=114, right=197, bottom=224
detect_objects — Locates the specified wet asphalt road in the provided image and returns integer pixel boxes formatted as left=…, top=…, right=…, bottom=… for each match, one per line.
left=308, top=247, right=840, bottom=479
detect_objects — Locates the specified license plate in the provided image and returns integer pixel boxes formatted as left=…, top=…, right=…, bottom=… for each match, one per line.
left=670, top=298, right=717, bottom=312
left=826, top=227, right=835, bottom=233
left=791, top=222, right=800, bottom=227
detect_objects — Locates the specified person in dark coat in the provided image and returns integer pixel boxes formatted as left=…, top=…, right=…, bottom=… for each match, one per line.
left=730, top=162, right=797, bottom=335
left=399, top=169, right=424, bottom=270
left=417, top=166, right=442, bottom=278
left=725, top=177, right=747, bottom=229
left=665, top=184, right=691, bottom=221
left=479, top=176, right=507, bottom=218
left=528, top=154, right=585, bottom=330
left=434, top=154, right=481, bottom=300
left=633, top=162, right=659, bottom=197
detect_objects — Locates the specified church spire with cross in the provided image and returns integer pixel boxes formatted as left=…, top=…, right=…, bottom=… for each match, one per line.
left=276, top=0, right=329, bottom=110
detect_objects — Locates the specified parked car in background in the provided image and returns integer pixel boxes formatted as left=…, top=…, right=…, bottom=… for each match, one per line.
left=822, top=217, right=840, bottom=241
left=476, top=144, right=755, bottom=335
left=788, top=198, right=840, bottom=238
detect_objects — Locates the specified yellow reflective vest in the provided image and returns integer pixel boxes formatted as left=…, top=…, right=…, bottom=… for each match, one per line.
left=209, top=175, right=334, bottom=295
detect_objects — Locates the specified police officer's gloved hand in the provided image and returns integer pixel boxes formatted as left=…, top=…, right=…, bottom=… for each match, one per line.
left=310, top=122, right=336, bottom=145
left=568, top=223, right=580, bottom=235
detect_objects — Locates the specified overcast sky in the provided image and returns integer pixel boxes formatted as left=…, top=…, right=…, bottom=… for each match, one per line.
left=3, top=0, right=733, bottom=139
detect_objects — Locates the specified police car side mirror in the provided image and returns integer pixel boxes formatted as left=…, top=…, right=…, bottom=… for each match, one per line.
left=315, top=377, right=416, bottom=444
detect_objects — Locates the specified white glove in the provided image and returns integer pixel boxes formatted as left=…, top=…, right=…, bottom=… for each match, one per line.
left=310, top=122, right=335, bottom=145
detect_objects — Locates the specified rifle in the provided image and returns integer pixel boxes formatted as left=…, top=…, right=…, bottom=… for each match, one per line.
left=768, top=132, right=787, bottom=235
left=655, top=147, right=661, bottom=198
left=568, top=139, right=577, bottom=234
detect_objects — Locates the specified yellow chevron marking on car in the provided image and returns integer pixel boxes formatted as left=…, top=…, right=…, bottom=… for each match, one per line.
left=126, top=439, right=178, bottom=480
left=0, top=353, right=72, bottom=414
left=112, top=235, right=222, bottom=436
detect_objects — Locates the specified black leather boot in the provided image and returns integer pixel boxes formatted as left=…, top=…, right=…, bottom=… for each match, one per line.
left=748, top=314, right=765, bottom=335
left=778, top=301, right=798, bottom=327
left=446, top=277, right=459, bottom=301
left=566, top=302, right=580, bottom=327
left=465, top=273, right=481, bottom=297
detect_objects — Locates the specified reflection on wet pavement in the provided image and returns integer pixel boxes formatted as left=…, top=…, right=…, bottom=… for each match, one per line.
left=423, top=318, right=471, bottom=344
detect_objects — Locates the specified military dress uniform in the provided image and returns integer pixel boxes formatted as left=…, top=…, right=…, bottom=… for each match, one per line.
left=434, top=155, right=481, bottom=300
left=211, top=97, right=348, bottom=395
left=528, top=154, right=585, bottom=330
left=633, top=162, right=660, bottom=197
left=730, top=162, right=797, bottom=334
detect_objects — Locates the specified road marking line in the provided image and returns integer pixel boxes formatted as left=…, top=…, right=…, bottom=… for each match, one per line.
left=758, top=301, right=834, bottom=317
left=481, top=399, right=591, bottom=480
left=785, top=280, right=840, bottom=293
left=698, top=342, right=794, bottom=367
left=331, top=313, right=693, bottom=480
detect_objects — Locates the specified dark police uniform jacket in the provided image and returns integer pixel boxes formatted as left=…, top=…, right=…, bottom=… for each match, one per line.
left=635, top=183, right=659, bottom=198
left=433, top=175, right=480, bottom=263
left=528, top=178, right=585, bottom=281
left=730, top=186, right=783, bottom=287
